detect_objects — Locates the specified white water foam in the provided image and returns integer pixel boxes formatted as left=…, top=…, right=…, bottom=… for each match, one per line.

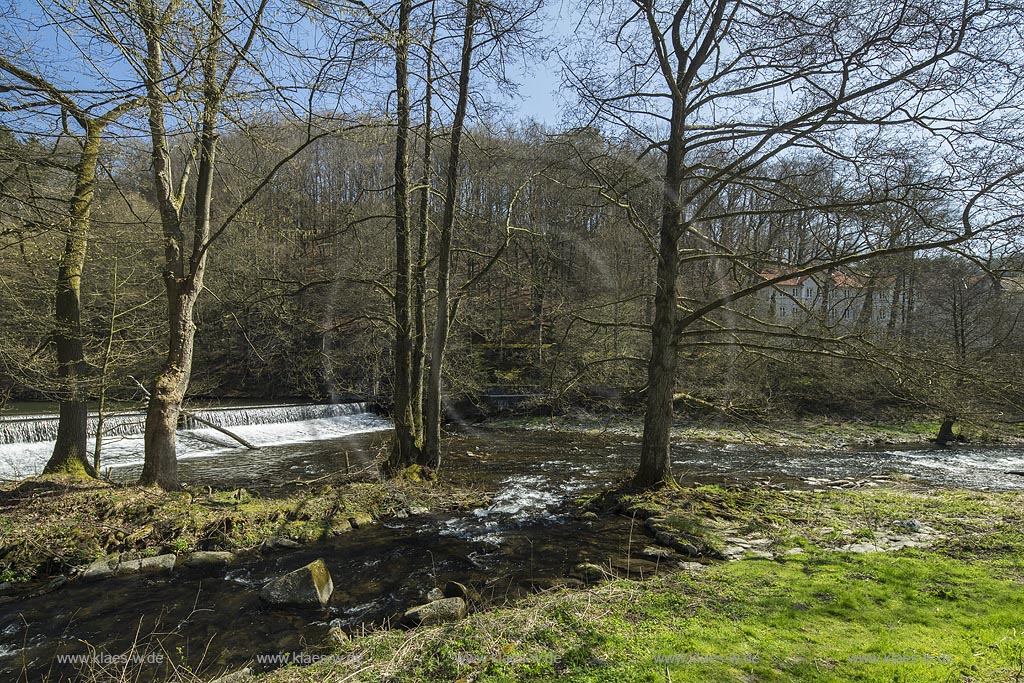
left=0, top=404, right=391, bottom=480
left=439, top=474, right=578, bottom=545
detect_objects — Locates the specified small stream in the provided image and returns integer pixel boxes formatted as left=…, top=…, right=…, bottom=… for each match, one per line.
left=1, top=417, right=1022, bottom=682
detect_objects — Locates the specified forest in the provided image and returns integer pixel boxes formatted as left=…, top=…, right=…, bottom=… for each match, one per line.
left=3, top=0, right=1024, bottom=488
left=2, top=0, right=1024, bottom=680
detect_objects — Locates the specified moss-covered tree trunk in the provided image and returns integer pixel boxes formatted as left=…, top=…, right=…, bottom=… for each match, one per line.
left=0, top=59, right=135, bottom=478
left=43, top=122, right=103, bottom=477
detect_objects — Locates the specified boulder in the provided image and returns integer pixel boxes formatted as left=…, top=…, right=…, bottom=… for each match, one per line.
left=330, top=518, right=353, bottom=535
left=443, top=580, right=470, bottom=600
left=348, top=512, right=374, bottom=529
left=646, top=518, right=721, bottom=558
left=426, top=587, right=445, bottom=601
left=82, top=553, right=176, bottom=581
left=640, top=545, right=675, bottom=560
left=610, top=557, right=663, bottom=578
left=184, top=551, right=236, bottom=569
left=262, top=536, right=301, bottom=551
left=259, top=558, right=334, bottom=607
left=324, top=626, right=348, bottom=645
left=402, top=597, right=467, bottom=626
left=571, top=563, right=606, bottom=581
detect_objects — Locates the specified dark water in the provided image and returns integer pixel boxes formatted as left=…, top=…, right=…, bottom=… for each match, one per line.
left=1, top=425, right=1022, bottom=682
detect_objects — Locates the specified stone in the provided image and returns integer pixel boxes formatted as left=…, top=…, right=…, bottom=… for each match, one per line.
left=348, top=512, right=374, bottom=528
left=262, top=536, right=301, bottom=551
left=443, top=580, right=470, bottom=600
left=843, top=542, right=880, bottom=553
left=785, top=547, right=805, bottom=555
left=408, top=506, right=429, bottom=515
left=118, top=554, right=176, bottom=576
left=259, top=558, right=334, bottom=607
left=325, top=626, right=347, bottom=645
left=893, top=519, right=922, bottom=532
left=426, top=587, right=445, bottom=601
left=640, top=545, right=675, bottom=560
left=579, top=511, right=599, bottom=522
left=184, top=551, right=236, bottom=569
left=654, top=530, right=699, bottom=556
left=571, top=563, right=607, bottom=580
left=124, top=525, right=154, bottom=545
left=330, top=518, right=353, bottom=535
left=402, top=597, right=467, bottom=626
left=610, top=557, right=663, bottom=578
left=209, top=669, right=253, bottom=683
left=747, top=550, right=773, bottom=560
left=722, top=545, right=747, bottom=559
left=82, top=553, right=176, bottom=581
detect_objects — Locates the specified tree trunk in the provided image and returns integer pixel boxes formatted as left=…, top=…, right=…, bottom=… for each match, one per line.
left=423, top=0, right=476, bottom=470
left=140, top=283, right=200, bottom=489
left=138, top=0, right=220, bottom=489
left=633, top=84, right=686, bottom=490
left=386, top=0, right=422, bottom=473
left=410, top=20, right=436, bottom=442
left=633, top=209, right=682, bottom=489
left=44, top=122, right=102, bottom=477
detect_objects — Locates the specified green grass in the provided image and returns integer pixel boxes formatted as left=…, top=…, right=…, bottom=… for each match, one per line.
left=261, top=549, right=1024, bottom=683
left=259, top=484, right=1024, bottom=683
left=496, top=413, right=1024, bottom=449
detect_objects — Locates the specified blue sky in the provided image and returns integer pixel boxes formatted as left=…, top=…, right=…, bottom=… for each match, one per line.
left=1, top=0, right=577, bottom=133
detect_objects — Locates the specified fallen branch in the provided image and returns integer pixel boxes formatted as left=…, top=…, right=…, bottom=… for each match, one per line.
left=127, top=376, right=259, bottom=451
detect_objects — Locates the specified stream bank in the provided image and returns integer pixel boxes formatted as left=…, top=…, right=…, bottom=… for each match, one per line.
left=254, top=481, right=1024, bottom=683
left=492, top=411, right=1024, bottom=449
left=1, top=424, right=1023, bottom=682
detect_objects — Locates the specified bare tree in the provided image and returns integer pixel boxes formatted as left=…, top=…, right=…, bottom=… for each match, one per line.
left=565, top=0, right=1024, bottom=487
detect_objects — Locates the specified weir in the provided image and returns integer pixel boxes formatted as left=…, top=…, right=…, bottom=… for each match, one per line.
left=0, top=403, right=370, bottom=445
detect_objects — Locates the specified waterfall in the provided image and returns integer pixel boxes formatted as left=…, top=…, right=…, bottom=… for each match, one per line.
left=0, top=403, right=370, bottom=445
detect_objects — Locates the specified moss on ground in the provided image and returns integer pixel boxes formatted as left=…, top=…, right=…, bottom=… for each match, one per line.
left=496, top=413, right=1024, bottom=448
left=0, top=475, right=489, bottom=582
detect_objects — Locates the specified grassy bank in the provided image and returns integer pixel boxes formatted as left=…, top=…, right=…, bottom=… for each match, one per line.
left=254, top=483, right=1024, bottom=683
left=495, top=412, right=1024, bottom=449
left=0, top=474, right=488, bottom=583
